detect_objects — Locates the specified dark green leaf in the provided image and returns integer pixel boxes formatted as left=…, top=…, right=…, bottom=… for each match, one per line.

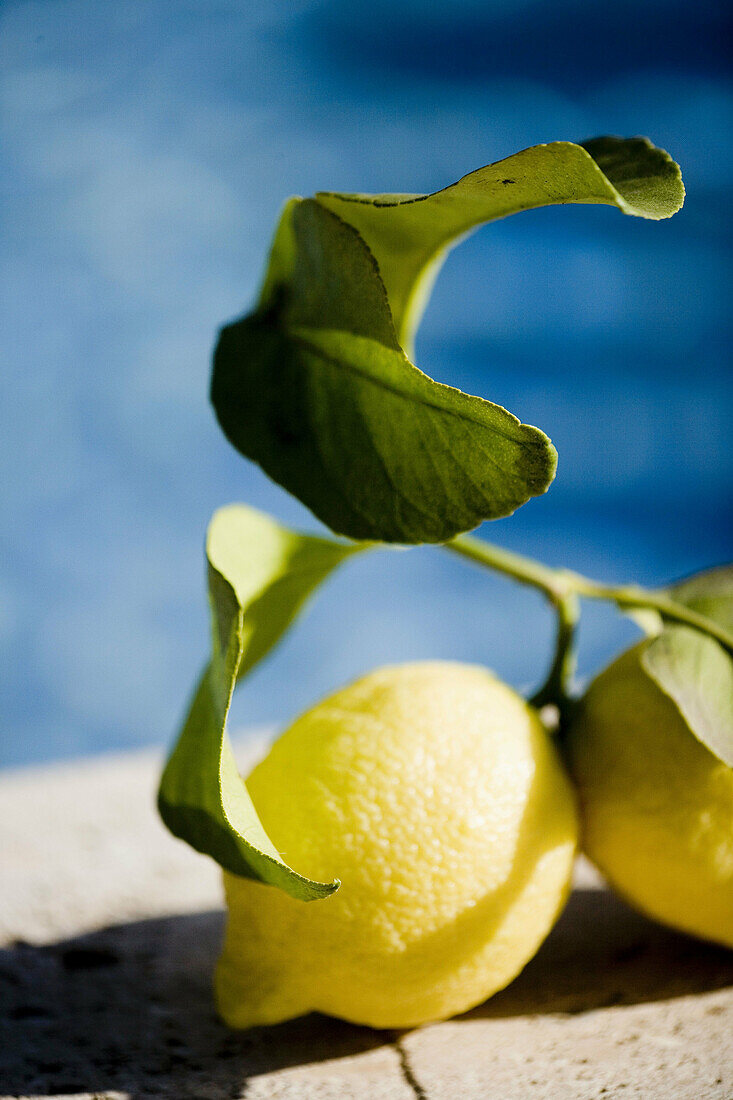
left=213, top=200, right=556, bottom=544
left=158, top=504, right=362, bottom=898
left=212, top=137, right=683, bottom=544
left=642, top=625, right=733, bottom=768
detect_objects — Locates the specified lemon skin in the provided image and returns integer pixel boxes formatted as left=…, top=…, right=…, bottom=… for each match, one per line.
left=216, top=661, right=577, bottom=1030
left=565, top=641, right=733, bottom=947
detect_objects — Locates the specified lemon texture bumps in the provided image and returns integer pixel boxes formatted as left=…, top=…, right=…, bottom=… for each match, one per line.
left=566, top=641, right=733, bottom=948
left=216, top=661, right=578, bottom=1029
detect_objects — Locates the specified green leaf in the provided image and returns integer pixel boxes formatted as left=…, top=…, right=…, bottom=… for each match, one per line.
left=318, top=136, right=685, bottom=350
left=642, top=625, right=733, bottom=768
left=212, top=137, right=683, bottom=544
left=158, top=504, right=362, bottom=899
left=668, top=564, right=733, bottom=635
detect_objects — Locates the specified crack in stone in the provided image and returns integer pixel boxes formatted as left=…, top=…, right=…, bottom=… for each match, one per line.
left=392, top=1034, right=429, bottom=1100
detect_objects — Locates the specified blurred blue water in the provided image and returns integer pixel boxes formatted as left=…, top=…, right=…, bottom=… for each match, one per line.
left=1, top=0, right=731, bottom=766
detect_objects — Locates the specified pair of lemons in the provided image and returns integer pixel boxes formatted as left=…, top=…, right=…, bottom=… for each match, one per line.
left=216, top=653, right=733, bottom=1031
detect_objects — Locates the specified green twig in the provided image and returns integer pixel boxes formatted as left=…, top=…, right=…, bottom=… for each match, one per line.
left=529, top=591, right=580, bottom=713
left=443, top=534, right=733, bottom=712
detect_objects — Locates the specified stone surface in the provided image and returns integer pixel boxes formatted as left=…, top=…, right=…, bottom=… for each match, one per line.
left=1, top=741, right=732, bottom=1099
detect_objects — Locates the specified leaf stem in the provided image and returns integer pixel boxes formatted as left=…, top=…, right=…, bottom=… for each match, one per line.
left=529, top=591, right=580, bottom=713
left=445, top=534, right=733, bottom=653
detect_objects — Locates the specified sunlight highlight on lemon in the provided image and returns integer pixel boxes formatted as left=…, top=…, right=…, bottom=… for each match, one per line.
left=216, top=661, right=577, bottom=1029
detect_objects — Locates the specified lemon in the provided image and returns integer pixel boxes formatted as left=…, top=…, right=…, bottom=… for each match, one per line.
left=216, top=661, right=577, bottom=1029
left=566, top=641, right=733, bottom=947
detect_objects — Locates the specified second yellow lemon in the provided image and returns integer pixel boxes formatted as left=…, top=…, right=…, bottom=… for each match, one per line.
left=566, top=641, right=733, bottom=948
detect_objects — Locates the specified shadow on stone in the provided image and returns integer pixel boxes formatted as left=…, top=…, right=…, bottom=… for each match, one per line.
left=0, top=909, right=385, bottom=1099
left=464, top=884, right=733, bottom=1020
left=2, top=888, right=731, bottom=1097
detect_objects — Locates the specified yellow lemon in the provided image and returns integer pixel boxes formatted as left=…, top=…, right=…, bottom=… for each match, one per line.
left=566, top=641, right=733, bottom=947
left=216, top=661, right=577, bottom=1029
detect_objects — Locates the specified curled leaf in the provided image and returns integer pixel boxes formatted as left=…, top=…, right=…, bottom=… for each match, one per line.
left=318, top=136, right=685, bottom=349
left=158, top=505, right=362, bottom=899
left=213, top=137, right=683, bottom=544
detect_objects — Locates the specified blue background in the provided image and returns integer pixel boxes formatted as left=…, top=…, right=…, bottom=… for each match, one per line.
left=2, top=0, right=731, bottom=767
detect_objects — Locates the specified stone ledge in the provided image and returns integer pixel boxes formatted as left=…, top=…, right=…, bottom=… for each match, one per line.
left=0, top=742, right=731, bottom=1099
